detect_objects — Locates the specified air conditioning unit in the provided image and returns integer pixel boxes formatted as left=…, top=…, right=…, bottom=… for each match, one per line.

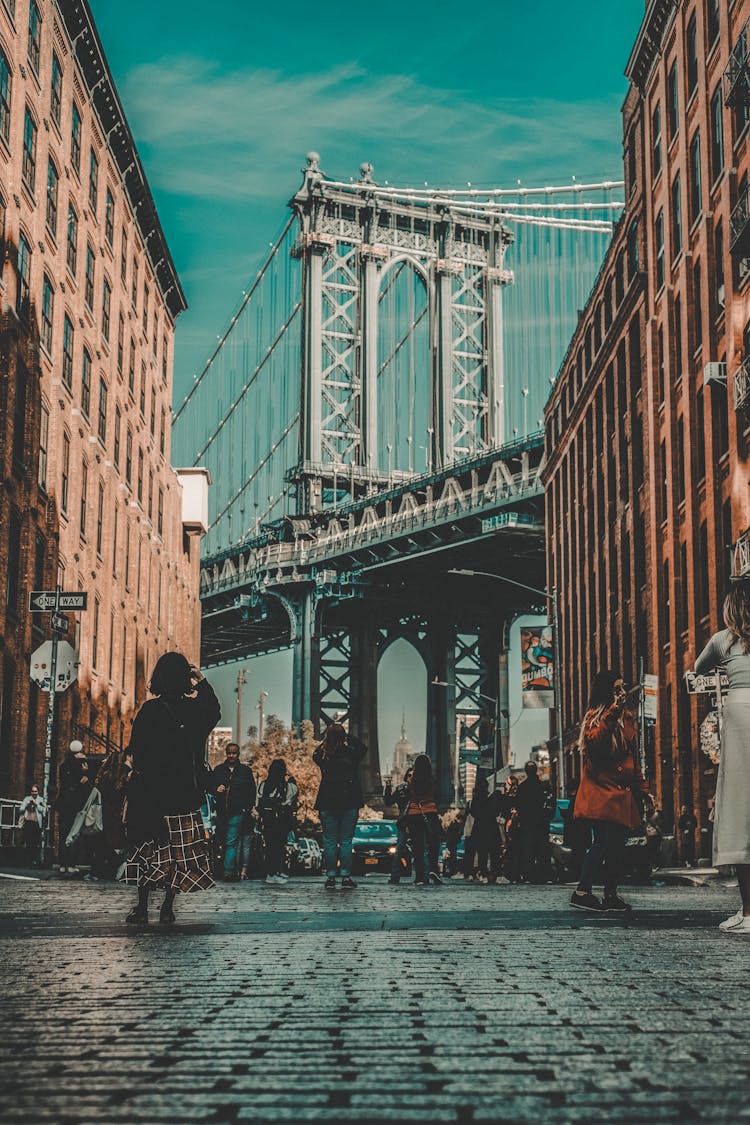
left=703, top=361, right=727, bottom=387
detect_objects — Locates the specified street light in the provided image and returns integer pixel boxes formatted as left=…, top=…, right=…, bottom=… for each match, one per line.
left=449, top=568, right=565, bottom=797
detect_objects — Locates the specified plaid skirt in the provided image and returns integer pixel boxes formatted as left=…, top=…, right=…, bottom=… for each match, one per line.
left=119, top=812, right=215, bottom=893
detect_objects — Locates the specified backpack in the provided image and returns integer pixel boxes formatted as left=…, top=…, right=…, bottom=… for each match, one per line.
left=258, top=781, right=287, bottom=819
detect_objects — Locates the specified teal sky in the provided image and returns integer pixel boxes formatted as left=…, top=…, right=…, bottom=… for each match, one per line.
left=92, top=0, right=645, bottom=762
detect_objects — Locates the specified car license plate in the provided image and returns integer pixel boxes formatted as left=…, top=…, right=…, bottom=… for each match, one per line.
left=365, top=857, right=379, bottom=865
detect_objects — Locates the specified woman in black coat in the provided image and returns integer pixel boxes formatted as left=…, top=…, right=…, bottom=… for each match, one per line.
left=121, top=652, right=221, bottom=926
left=312, top=723, right=366, bottom=890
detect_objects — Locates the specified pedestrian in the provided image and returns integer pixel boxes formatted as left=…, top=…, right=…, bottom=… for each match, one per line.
left=468, top=777, right=502, bottom=882
left=17, top=785, right=47, bottom=854
left=571, top=670, right=647, bottom=913
left=562, top=782, right=591, bottom=882
left=514, top=762, right=550, bottom=881
left=644, top=797, right=663, bottom=871
left=404, top=754, right=442, bottom=886
left=53, top=740, right=90, bottom=874
left=383, top=767, right=413, bottom=884
left=91, top=749, right=131, bottom=879
left=694, top=580, right=750, bottom=935
left=678, top=804, right=698, bottom=867
left=313, top=722, right=367, bottom=890
left=213, top=742, right=256, bottom=881
left=120, top=653, right=221, bottom=926
left=443, top=810, right=465, bottom=877
left=257, top=759, right=298, bottom=884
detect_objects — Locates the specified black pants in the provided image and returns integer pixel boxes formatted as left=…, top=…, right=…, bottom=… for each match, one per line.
left=473, top=827, right=501, bottom=878
left=578, top=820, right=629, bottom=897
left=407, top=814, right=440, bottom=881
left=263, top=823, right=287, bottom=876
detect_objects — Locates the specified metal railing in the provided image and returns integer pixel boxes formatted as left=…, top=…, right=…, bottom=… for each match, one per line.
left=724, top=18, right=750, bottom=108
left=730, top=182, right=750, bottom=254
left=734, top=355, right=750, bottom=412
left=0, top=798, right=24, bottom=848
left=734, top=531, right=750, bottom=579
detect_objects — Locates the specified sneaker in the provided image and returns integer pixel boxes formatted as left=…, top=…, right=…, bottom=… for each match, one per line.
left=341, top=877, right=357, bottom=889
left=265, top=875, right=279, bottom=885
left=324, top=876, right=337, bottom=890
left=414, top=879, right=427, bottom=886
left=159, top=902, right=176, bottom=926
left=603, top=894, right=632, bottom=913
left=125, top=906, right=149, bottom=926
left=67, top=866, right=80, bottom=875
left=277, top=873, right=290, bottom=881
left=240, top=869, right=249, bottom=880
left=719, top=910, right=750, bottom=934
left=428, top=871, right=443, bottom=885
left=58, top=866, right=68, bottom=875
left=387, top=877, right=400, bottom=885
left=570, top=891, right=605, bottom=912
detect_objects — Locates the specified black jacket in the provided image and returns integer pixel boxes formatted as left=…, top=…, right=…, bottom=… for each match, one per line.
left=313, top=735, right=367, bottom=811
left=126, top=679, right=221, bottom=841
left=213, top=761, right=256, bottom=816
left=383, top=780, right=410, bottom=816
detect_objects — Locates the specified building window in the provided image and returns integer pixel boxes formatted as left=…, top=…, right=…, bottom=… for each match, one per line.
left=89, top=148, right=98, bottom=215
left=46, top=159, right=58, bottom=237
left=0, top=658, right=15, bottom=770
left=674, top=294, right=682, bottom=378
left=71, top=102, right=81, bottom=176
left=148, top=469, right=153, bottom=521
left=159, top=408, right=165, bottom=456
left=79, top=459, right=88, bottom=539
left=629, top=317, right=641, bottom=393
left=102, top=278, right=111, bottom=342
left=39, top=402, right=49, bottom=490
left=671, top=174, right=682, bottom=258
left=686, top=11, right=698, bottom=97
left=114, top=404, right=121, bottom=469
left=131, top=256, right=138, bottom=309
left=27, top=0, right=41, bottom=74
left=652, top=102, right=662, bottom=180
left=152, top=310, right=158, bottom=356
left=121, top=226, right=128, bottom=284
left=97, top=377, right=107, bottom=444
left=142, top=282, right=149, bottom=336
left=707, top=0, right=720, bottom=49
left=85, top=243, right=95, bottom=309
left=81, top=348, right=91, bottom=418
left=627, top=218, right=639, bottom=276
left=41, top=275, right=54, bottom=354
left=139, top=361, right=146, bottom=418
left=660, top=440, right=668, bottom=520
left=105, top=188, right=114, bottom=246
left=108, top=610, right=115, bottom=680
left=6, top=510, right=21, bottom=612
left=157, top=486, right=163, bottom=537
left=62, top=315, right=74, bottom=389
left=128, top=338, right=135, bottom=397
left=67, top=204, right=78, bottom=276
left=96, top=486, right=104, bottom=557
left=667, top=60, right=679, bottom=141
left=0, top=48, right=11, bottom=145
left=150, top=387, right=156, bottom=437
left=715, top=219, right=725, bottom=311
left=122, top=624, right=128, bottom=691
left=125, top=427, right=132, bottom=486
left=17, top=233, right=31, bottom=316
left=658, top=326, right=665, bottom=403
left=61, top=432, right=70, bottom=514
left=117, top=313, right=124, bottom=375
left=655, top=210, right=665, bottom=290
left=162, top=334, right=168, bottom=383
left=679, top=540, right=689, bottom=627
left=92, top=598, right=99, bottom=669
left=112, top=507, right=118, bottom=574
left=696, top=384, right=706, bottom=481
left=50, top=51, right=62, bottom=127
left=137, top=448, right=144, bottom=505
left=22, top=108, right=37, bottom=192
left=689, top=131, right=701, bottom=225
left=12, top=365, right=26, bottom=468
left=626, top=129, right=636, bottom=194
left=710, top=84, right=724, bottom=184
left=694, top=259, right=703, bottom=349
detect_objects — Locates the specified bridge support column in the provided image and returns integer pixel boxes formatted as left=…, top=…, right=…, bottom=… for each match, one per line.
left=435, top=265, right=454, bottom=469
left=486, top=272, right=508, bottom=448
left=427, top=622, right=457, bottom=807
left=348, top=612, right=381, bottom=801
left=361, top=250, right=380, bottom=470
left=291, top=591, right=318, bottom=732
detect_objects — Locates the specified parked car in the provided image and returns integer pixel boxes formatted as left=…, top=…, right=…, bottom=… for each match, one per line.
left=292, top=837, right=323, bottom=874
left=351, top=820, right=399, bottom=873
left=549, top=798, right=652, bottom=883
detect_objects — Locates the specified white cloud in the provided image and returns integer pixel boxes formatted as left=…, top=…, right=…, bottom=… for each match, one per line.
left=123, top=56, right=623, bottom=202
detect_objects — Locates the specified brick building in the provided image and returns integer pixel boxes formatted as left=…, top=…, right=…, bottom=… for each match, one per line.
left=0, top=0, right=206, bottom=798
left=545, top=0, right=750, bottom=841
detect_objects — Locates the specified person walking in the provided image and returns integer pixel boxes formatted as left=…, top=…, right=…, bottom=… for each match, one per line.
left=404, top=754, right=442, bottom=886
left=468, top=777, right=502, bottom=882
left=383, top=768, right=413, bottom=884
left=313, top=723, right=367, bottom=890
left=120, top=653, right=220, bottom=926
left=91, top=749, right=131, bottom=879
left=694, top=580, right=750, bottom=935
left=17, top=785, right=47, bottom=855
left=53, top=741, right=90, bottom=874
left=514, top=762, right=550, bottom=881
left=213, top=743, right=256, bottom=881
left=257, top=759, right=298, bottom=884
left=571, top=670, right=647, bottom=913
left=678, top=804, right=698, bottom=867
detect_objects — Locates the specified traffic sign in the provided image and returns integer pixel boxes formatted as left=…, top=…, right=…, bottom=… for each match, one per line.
left=51, top=612, right=68, bottom=635
left=642, top=674, right=659, bottom=720
left=30, top=641, right=79, bottom=692
left=29, top=590, right=88, bottom=612
left=685, top=671, right=729, bottom=695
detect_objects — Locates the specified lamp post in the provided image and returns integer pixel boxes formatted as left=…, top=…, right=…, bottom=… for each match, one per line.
left=235, top=668, right=250, bottom=746
left=257, top=690, right=269, bottom=744
left=431, top=679, right=500, bottom=803
left=450, top=568, right=565, bottom=796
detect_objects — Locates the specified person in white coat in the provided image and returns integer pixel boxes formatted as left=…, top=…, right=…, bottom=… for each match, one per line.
left=694, top=580, right=750, bottom=935
left=18, top=785, right=47, bottom=851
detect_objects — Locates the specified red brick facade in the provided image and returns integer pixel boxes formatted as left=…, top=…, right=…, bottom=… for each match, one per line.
left=0, top=0, right=204, bottom=798
left=545, top=0, right=750, bottom=841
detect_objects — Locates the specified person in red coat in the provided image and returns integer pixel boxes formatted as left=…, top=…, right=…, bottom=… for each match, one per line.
left=571, top=670, right=648, bottom=913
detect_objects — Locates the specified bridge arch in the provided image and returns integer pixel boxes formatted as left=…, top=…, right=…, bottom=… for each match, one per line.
left=377, top=635, right=429, bottom=780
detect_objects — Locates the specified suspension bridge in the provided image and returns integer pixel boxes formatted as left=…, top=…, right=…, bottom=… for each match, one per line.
left=173, top=154, right=623, bottom=800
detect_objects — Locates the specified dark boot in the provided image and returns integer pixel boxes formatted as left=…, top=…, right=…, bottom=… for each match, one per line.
left=159, top=890, right=176, bottom=926
left=126, top=886, right=150, bottom=925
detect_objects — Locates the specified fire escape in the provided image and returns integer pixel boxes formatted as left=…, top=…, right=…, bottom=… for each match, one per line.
left=726, top=19, right=750, bottom=416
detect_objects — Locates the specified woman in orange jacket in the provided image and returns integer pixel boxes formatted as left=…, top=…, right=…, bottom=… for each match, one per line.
left=571, top=670, right=648, bottom=913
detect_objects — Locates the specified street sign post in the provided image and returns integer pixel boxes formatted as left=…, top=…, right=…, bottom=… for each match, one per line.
left=684, top=671, right=729, bottom=694
left=29, top=586, right=87, bottom=864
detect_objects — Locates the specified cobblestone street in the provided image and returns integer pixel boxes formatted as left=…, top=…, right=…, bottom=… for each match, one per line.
left=1, top=875, right=749, bottom=1123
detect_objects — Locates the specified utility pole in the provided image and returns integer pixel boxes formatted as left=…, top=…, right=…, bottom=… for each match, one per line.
left=40, top=584, right=61, bottom=865
left=235, top=668, right=249, bottom=746
left=257, top=690, right=269, bottom=743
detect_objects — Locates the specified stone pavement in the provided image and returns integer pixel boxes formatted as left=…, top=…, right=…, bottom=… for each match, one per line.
left=1, top=874, right=749, bottom=1124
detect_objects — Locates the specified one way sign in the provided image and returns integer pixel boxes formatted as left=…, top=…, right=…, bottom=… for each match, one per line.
left=29, top=590, right=88, bottom=612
